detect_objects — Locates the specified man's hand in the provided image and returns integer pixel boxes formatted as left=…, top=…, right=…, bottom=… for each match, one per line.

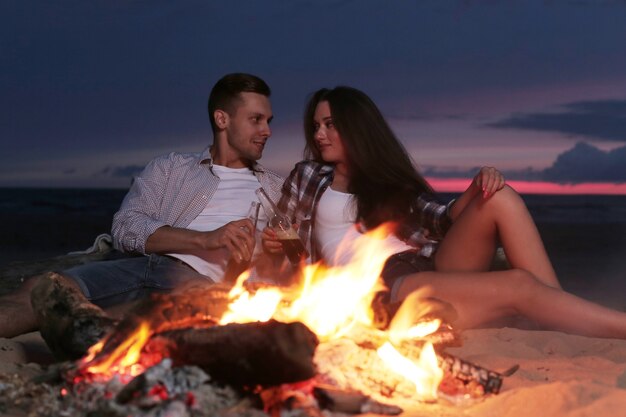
left=472, top=166, right=505, bottom=199
left=202, top=219, right=256, bottom=263
left=146, top=219, right=256, bottom=262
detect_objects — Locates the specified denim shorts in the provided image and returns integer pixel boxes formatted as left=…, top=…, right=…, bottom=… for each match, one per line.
left=63, top=254, right=213, bottom=308
left=380, top=250, right=435, bottom=303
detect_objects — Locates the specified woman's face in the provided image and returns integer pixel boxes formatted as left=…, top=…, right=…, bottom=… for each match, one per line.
left=313, top=101, right=347, bottom=165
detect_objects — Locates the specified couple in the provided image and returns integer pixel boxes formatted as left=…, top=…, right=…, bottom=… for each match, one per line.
left=1, top=73, right=625, bottom=340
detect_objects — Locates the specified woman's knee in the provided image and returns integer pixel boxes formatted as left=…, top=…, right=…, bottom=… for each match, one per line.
left=484, top=184, right=523, bottom=209
left=506, top=268, right=543, bottom=305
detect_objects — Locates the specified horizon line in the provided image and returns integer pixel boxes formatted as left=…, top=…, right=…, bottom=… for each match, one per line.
left=427, top=178, right=626, bottom=195
left=1, top=179, right=626, bottom=195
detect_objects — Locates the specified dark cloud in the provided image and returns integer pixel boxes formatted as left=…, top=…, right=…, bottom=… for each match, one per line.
left=486, top=99, right=626, bottom=142
left=542, top=142, right=626, bottom=183
left=423, top=165, right=544, bottom=182
left=96, top=165, right=144, bottom=179
left=424, top=142, right=626, bottom=183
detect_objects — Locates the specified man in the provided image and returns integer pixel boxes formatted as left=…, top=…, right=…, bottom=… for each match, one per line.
left=0, top=73, right=284, bottom=337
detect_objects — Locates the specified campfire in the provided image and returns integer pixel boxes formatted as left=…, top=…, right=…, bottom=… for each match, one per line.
left=2, top=225, right=516, bottom=416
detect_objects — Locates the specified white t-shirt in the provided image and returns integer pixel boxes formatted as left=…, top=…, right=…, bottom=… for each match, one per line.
left=315, top=187, right=412, bottom=266
left=168, top=165, right=266, bottom=281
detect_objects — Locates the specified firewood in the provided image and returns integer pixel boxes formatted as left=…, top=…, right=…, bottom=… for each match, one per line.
left=86, top=283, right=232, bottom=365
left=30, top=272, right=117, bottom=360
left=149, top=320, right=319, bottom=387
left=438, top=352, right=516, bottom=394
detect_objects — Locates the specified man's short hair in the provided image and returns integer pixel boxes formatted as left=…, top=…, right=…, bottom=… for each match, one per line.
left=207, top=73, right=271, bottom=132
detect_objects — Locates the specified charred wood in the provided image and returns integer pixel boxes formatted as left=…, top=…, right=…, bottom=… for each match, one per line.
left=85, top=283, right=232, bottom=366
left=438, top=352, right=517, bottom=394
left=149, top=320, right=319, bottom=387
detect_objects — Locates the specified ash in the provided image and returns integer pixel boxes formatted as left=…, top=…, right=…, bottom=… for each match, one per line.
left=315, top=337, right=419, bottom=406
left=0, top=359, right=253, bottom=417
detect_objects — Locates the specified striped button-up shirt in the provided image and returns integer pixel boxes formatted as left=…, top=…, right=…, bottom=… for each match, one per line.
left=112, top=147, right=284, bottom=254
left=277, top=160, right=453, bottom=263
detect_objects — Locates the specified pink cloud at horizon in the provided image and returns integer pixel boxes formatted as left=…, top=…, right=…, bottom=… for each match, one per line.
left=426, top=178, right=626, bottom=195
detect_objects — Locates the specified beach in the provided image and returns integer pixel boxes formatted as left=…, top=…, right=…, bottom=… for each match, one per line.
left=1, top=189, right=626, bottom=415
left=2, top=327, right=626, bottom=416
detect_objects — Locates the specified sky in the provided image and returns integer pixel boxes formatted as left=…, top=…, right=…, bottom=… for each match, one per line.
left=2, top=0, right=626, bottom=193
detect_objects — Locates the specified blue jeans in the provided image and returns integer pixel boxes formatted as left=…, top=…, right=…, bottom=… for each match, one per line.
left=380, top=250, right=435, bottom=303
left=64, top=254, right=213, bottom=308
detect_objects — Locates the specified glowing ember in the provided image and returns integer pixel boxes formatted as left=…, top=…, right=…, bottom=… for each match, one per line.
left=377, top=342, right=443, bottom=401
left=82, top=321, right=152, bottom=379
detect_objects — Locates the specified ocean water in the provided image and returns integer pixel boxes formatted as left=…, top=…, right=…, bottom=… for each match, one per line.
left=0, top=188, right=127, bottom=217
left=0, top=188, right=625, bottom=224
left=439, top=192, right=626, bottom=224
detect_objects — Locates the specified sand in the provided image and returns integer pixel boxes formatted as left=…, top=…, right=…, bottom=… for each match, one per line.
left=2, top=328, right=626, bottom=416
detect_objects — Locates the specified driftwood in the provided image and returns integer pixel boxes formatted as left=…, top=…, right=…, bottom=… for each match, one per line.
left=150, top=320, right=319, bottom=387
left=30, top=272, right=117, bottom=360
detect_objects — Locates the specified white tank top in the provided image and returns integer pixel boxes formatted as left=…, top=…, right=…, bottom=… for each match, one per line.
left=315, top=187, right=412, bottom=266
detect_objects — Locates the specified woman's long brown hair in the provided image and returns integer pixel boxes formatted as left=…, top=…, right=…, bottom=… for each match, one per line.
left=303, top=86, right=433, bottom=229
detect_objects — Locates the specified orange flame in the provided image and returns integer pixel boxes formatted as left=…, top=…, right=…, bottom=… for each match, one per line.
left=219, top=225, right=396, bottom=339
left=377, top=342, right=443, bottom=401
left=84, top=321, right=152, bottom=378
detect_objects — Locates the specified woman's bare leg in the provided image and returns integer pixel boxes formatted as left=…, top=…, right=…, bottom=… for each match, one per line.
left=395, top=269, right=626, bottom=339
left=435, top=185, right=560, bottom=288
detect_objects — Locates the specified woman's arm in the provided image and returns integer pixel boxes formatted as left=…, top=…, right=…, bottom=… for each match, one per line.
left=448, top=166, right=505, bottom=221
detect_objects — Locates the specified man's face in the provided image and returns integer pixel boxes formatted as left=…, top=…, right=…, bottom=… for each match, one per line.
left=224, top=92, right=273, bottom=162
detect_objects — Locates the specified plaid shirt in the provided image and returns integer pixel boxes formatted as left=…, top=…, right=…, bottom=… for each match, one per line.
left=112, top=147, right=284, bottom=254
left=277, top=160, right=453, bottom=263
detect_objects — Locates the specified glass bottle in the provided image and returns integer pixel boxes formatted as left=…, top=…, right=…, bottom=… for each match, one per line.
left=255, top=188, right=309, bottom=265
left=223, top=201, right=260, bottom=283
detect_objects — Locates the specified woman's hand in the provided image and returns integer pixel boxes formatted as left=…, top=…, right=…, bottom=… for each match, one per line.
left=261, top=226, right=283, bottom=255
left=473, top=166, right=505, bottom=199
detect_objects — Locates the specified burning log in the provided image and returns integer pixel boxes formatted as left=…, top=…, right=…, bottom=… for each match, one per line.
left=149, top=320, right=319, bottom=387
left=30, top=272, right=117, bottom=360
left=87, top=283, right=232, bottom=364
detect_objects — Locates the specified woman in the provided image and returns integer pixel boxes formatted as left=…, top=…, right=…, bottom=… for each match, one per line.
left=263, top=86, right=626, bottom=338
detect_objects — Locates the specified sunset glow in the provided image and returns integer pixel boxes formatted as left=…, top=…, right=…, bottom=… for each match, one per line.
left=427, top=178, right=626, bottom=196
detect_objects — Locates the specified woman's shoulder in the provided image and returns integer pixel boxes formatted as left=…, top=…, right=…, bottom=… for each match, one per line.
left=290, top=160, right=333, bottom=176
